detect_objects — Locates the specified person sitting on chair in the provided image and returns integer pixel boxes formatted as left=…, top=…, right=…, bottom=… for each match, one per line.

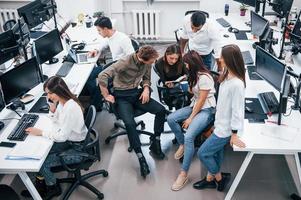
left=98, top=46, right=166, bottom=178
left=23, top=76, right=88, bottom=199
left=85, top=16, right=135, bottom=111
left=179, top=11, right=222, bottom=70
left=155, top=44, right=188, bottom=109
left=167, top=50, right=216, bottom=191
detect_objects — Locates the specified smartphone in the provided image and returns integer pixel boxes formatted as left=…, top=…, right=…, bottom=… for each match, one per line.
left=0, top=141, right=16, bottom=148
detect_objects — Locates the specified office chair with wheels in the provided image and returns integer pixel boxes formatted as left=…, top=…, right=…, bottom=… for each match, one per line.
left=3, top=19, right=16, bottom=31
left=102, top=61, right=153, bottom=152
left=51, top=105, right=108, bottom=200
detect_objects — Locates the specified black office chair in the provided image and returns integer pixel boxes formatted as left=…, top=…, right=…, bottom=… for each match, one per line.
left=130, top=38, right=140, bottom=51
left=102, top=61, right=153, bottom=152
left=3, top=19, right=16, bottom=31
left=51, top=105, right=108, bottom=200
left=174, top=10, right=209, bottom=43
left=0, top=185, right=20, bottom=200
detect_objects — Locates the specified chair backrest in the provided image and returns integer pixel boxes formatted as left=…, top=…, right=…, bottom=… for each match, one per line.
left=131, top=38, right=140, bottom=51
left=85, top=105, right=97, bottom=132
left=185, top=10, right=209, bottom=18
left=3, top=19, right=16, bottom=31
left=209, top=70, right=220, bottom=101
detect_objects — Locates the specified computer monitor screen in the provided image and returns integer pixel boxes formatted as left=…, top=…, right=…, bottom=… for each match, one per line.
left=34, top=28, right=63, bottom=64
left=11, top=19, right=30, bottom=47
left=0, top=57, right=43, bottom=104
left=256, top=46, right=286, bottom=92
left=291, top=11, right=301, bottom=40
left=270, top=0, right=293, bottom=18
left=0, top=30, right=19, bottom=65
left=233, top=0, right=256, bottom=7
left=251, top=11, right=269, bottom=37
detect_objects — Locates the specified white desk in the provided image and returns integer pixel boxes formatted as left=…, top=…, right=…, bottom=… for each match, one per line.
left=209, top=13, right=301, bottom=200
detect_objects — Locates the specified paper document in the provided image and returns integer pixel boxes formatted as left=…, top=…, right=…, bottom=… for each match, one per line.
left=260, top=124, right=299, bottom=142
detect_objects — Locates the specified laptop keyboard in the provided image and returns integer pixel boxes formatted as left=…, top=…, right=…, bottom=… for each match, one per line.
left=56, top=61, right=74, bottom=77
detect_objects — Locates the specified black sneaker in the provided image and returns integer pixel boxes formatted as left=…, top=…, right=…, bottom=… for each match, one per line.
left=138, top=156, right=150, bottom=178
left=149, top=138, right=165, bottom=160
left=193, top=177, right=216, bottom=190
left=21, top=176, right=47, bottom=198
left=44, top=183, right=62, bottom=200
left=216, top=173, right=231, bottom=191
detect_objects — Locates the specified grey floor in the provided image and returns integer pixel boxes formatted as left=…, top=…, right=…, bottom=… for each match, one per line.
left=14, top=43, right=299, bottom=200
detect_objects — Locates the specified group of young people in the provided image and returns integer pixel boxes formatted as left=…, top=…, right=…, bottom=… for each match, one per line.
left=21, top=11, right=247, bottom=199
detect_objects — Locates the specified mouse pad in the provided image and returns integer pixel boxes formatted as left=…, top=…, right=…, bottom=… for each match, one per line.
left=245, top=98, right=267, bottom=120
left=29, top=97, right=48, bottom=114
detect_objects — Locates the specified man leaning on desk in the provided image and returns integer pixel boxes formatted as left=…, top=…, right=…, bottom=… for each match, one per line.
left=85, top=16, right=135, bottom=111
left=98, top=46, right=166, bottom=178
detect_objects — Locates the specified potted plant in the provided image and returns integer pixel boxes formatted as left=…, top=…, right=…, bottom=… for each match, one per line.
left=240, top=3, right=248, bottom=16
left=93, top=11, right=104, bottom=18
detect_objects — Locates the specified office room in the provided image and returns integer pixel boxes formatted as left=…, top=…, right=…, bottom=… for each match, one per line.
left=0, top=0, right=301, bottom=199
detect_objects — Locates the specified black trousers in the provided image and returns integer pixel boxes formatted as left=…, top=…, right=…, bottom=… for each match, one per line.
left=85, top=66, right=104, bottom=109
left=115, top=88, right=166, bottom=149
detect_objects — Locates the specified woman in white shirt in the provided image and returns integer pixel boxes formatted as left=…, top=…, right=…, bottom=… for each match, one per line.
left=193, top=44, right=246, bottom=192
left=24, top=76, right=88, bottom=199
left=167, top=50, right=216, bottom=191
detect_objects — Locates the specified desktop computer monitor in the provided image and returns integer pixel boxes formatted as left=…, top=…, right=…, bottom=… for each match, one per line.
left=291, top=11, right=301, bottom=41
left=11, top=18, right=30, bottom=47
left=0, top=57, right=43, bottom=104
left=33, top=28, right=63, bottom=64
left=233, top=0, right=256, bottom=7
left=0, top=30, right=19, bottom=65
left=251, top=11, right=269, bottom=37
left=270, top=0, right=293, bottom=18
left=255, top=46, right=286, bottom=92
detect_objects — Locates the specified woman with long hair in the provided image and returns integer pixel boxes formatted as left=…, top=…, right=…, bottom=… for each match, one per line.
left=193, top=44, right=246, bottom=192
left=24, top=76, right=87, bottom=199
left=167, top=50, right=216, bottom=191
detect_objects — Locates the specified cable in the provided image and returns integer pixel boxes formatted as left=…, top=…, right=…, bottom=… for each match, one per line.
left=0, top=118, right=20, bottom=121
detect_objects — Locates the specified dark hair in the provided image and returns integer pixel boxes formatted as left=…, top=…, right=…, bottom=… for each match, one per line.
left=137, top=45, right=159, bottom=61
left=163, top=44, right=183, bottom=74
left=43, top=76, right=84, bottom=111
left=191, top=12, right=206, bottom=27
left=94, top=16, right=112, bottom=29
left=219, top=44, right=246, bottom=87
left=183, top=50, right=210, bottom=90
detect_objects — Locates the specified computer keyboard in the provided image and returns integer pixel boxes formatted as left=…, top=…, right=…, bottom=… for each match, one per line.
left=7, top=114, right=39, bottom=141
left=55, top=61, right=74, bottom=77
left=258, top=92, right=279, bottom=114
left=241, top=51, right=254, bottom=65
left=216, top=18, right=231, bottom=27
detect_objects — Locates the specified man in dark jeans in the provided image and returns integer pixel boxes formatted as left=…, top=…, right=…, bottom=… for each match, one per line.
left=98, top=46, right=166, bottom=178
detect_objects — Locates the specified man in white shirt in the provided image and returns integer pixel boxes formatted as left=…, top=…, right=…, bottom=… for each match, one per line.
left=85, top=17, right=135, bottom=111
left=179, top=12, right=222, bottom=70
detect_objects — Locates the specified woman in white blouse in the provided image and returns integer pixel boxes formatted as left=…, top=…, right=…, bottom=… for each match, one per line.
left=25, top=76, right=88, bottom=199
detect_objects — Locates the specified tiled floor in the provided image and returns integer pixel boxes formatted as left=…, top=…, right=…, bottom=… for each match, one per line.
left=15, top=43, right=299, bottom=200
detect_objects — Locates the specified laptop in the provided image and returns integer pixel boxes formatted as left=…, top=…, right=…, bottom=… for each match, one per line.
left=65, top=39, right=98, bottom=64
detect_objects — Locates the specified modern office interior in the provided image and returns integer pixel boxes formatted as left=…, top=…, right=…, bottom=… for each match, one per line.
left=0, top=0, right=301, bottom=199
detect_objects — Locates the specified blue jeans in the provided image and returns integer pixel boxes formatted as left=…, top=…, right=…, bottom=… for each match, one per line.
left=85, top=65, right=103, bottom=109
left=167, top=106, right=214, bottom=172
left=39, top=142, right=83, bottom=186
left=201, top=52, right=214, bottom=70
left=197, top=133, right=230, bottom=175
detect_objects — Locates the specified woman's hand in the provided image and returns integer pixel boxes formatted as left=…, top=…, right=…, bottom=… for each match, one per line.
left=230, top=134, right=246, bottom=148
left=182, top=117, right=193, bottom=129
left=25, top=127, right=43, bottom=136
left=48, top=102, right=57, bottom=113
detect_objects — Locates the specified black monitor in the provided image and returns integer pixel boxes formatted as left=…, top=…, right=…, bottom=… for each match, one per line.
left=33, top=28, right=63, bottom=64
left=0, top=57, right=43, bottom=104
left=291, top=11, right=301, bottom=41
left=233, top=0, right=256, bottom=7
left=269, top=0, right=294, bottom=18
left=251, top=11, right=269, bottom=37
left=0, top=30, right=19, bottom=65
left=11, top=18, right=30, bottom=47
left=17, top=0, right=57, bottom=29
left=255, top=46, right=286, bottom=92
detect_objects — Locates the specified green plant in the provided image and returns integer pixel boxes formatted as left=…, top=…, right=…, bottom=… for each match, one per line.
left=240, top=3, right=248, bottom=10
left=93, top=11, right=104, bottom=18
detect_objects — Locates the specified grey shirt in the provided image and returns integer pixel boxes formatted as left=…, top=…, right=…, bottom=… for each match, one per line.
left=98, top=53, right=151, bottom=90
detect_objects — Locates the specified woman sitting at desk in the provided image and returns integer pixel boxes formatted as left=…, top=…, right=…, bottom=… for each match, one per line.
left=167, top=50, right=216, bottom=191
left=24, top=76, right=88, bottom=199
left=155, top=44, right=188, bottom=109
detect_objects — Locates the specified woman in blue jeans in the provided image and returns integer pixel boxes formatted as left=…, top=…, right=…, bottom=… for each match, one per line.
left=193, top=44, right=246, bottom=192
left=167, top=50, right=216, bottom=191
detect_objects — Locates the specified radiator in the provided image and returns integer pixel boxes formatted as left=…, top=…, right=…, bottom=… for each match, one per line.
left=132, top=10, right=160, bottom=40
left=0, top=8, right=18, bottom=32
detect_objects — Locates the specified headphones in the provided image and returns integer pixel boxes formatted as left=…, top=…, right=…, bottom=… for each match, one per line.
left=71, top=42, right=86, bottom=51
left=228, top=27, right=239, bottom=33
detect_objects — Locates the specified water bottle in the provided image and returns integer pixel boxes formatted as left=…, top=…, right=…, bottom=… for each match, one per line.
left=225, top=4, right=229, bottom=16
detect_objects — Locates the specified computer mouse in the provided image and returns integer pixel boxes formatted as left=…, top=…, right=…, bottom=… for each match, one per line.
left=223, top=34, right=229, bottom=38
left=245, top=106, right=253, bottom=113
left=39, top=105, right=49, bottom=112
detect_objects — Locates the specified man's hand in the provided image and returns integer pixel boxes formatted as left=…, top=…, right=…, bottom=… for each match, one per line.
left=88, top=49, right=99, bottom=58
left=182, top=117, right=193, bottom=129
left=139, top=87, right=150, bottom=104
left=230, top=134, right=246, bottom=148
left=25, top=127, right=42, bottom=136
left=104, top=94, right=115, bottom=104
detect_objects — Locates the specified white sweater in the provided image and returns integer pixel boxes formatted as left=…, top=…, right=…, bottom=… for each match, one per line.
left=42, top=99, right=88, bottom=142
left=214, top=77, right=245, bottom=138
